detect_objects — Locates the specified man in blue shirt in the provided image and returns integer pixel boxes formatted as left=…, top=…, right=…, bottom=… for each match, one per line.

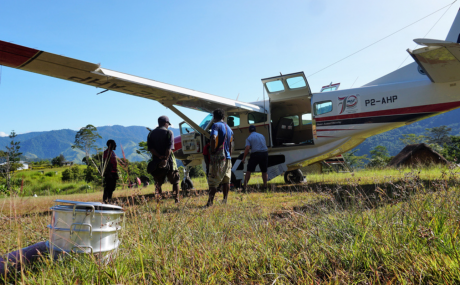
left=206, top=108, right=233, bottom=206
left=241, top=125, right=269, bottom=191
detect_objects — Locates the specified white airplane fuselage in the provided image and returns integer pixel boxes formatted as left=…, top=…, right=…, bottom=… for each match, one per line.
left=178, top=73, right=460, bottom=178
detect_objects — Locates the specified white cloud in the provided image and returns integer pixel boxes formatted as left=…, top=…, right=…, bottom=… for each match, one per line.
left=0, top=132, right=8, bottom=137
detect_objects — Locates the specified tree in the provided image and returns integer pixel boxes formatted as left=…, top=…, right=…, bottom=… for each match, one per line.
left=72, top=124, right=102, bottom=164
left=441, top=135, right=460, bottom=163
left=51, top=154, right=66, bottom=166
left=399, top=134, right=426, bottom=146
left=342, top=149, right=368, bottom=169
left=0, top=131, right=23, bottom=191
left=368, top=145, right=391, bottom=168
left=136, top=141, right=151, bottom=161
left=425, top=126, right=452, bottom=147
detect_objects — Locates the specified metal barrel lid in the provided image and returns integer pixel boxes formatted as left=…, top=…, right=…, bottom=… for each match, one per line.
left=53, top=199, right=123, bottom=211
left=54, top=199, right=103, bottom=206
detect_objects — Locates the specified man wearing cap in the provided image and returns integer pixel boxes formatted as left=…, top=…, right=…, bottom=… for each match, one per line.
left=241, top=125, right=269, bottom=191
left=103, top=139, right=119, bottom=203
left=147, top=115, right=180, bottom=203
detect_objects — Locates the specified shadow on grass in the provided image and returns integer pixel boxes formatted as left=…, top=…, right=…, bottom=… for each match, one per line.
left=266, top=170, right=460, bottom=218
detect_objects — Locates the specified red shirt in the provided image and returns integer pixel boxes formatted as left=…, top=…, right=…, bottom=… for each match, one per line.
left=103, top=149, right=118, bottom=173
left=203, top=143, right=211, bottom=163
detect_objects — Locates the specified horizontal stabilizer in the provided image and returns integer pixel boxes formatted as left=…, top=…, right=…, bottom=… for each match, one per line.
left=408, top=38, right=460, bottom=83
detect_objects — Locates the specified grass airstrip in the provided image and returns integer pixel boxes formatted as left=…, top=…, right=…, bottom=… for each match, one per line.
left=2, top=166, right=460, bottom=283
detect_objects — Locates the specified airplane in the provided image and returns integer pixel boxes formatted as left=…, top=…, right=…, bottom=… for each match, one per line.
left=2, top=9, right=460, bottom=192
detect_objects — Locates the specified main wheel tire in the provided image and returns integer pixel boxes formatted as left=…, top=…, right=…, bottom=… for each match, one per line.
left=284, top=169, right=304, bottom=184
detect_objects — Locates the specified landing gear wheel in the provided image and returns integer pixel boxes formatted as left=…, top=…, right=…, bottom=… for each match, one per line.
left=231, top=172, right=242, bottom=190
left=181, top=177, right=194, bottom=196
left=284, top=169, right=304, bottom=184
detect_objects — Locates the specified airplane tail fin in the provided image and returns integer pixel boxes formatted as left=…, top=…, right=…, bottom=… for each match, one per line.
left=364, top=8, right=460, bottom=87
left=446, top=8, right=460, bottom=43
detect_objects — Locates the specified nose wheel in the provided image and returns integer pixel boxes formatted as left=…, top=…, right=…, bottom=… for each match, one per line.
left=181, top=166, right=194, bottom=195
left=284, top=169, right=304, bottom=184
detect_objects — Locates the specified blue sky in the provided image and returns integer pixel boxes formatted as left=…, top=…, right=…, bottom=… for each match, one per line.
left=0, top=0, right=459, bottom=136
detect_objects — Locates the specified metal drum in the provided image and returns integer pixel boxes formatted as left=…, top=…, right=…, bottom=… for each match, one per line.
left=47, top=200, right=124, bottom=255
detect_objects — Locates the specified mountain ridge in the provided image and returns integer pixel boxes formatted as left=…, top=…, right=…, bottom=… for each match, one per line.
left=0, top=125, right=180, bottom=163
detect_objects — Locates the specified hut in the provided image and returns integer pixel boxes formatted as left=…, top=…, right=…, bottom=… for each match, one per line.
left=387, top=143, right=449, bottom=168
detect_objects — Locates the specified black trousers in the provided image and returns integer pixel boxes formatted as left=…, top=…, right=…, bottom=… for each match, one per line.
left=103, top=176, right=117, bottom=203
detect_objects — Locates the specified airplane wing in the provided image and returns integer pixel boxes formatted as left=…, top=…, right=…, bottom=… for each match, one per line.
left=0, top=40, right=265, bottom=134
left=407, top=38, right=460, bottom=83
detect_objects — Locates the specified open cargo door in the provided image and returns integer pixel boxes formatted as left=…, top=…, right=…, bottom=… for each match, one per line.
left=261, top=72, right=312, bottom=102
left=261, top=72, right=314, bottom=147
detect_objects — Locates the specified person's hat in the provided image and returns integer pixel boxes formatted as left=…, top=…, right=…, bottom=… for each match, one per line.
left=158, top=115, right=170, bottom=124
left=249, top=125, right=256, bottom=132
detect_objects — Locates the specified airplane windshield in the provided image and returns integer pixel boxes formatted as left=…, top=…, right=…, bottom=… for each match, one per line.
left=199, top=113, right=213, bottom=130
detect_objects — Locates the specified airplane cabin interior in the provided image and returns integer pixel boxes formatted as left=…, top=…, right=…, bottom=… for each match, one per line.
left=269, top=96, right=314, bottom=147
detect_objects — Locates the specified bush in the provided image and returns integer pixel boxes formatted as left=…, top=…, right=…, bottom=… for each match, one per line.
left=45, top=171, right=55, bottom=177
left=62, top=184, right=76, bottom=191
left=71, top=166, right=83, bottom=180
left=0, top=184, right=9, bottom=195
left=62, top=166, right=84, bottom=181
left=84, top=166, right=99, bottom=183
left=79, top=185, right=91, bottom=191
left=61, top=169, right=73, bottom=181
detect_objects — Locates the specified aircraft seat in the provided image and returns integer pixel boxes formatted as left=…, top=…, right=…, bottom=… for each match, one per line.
left=274, top=117, right=294, bottom=146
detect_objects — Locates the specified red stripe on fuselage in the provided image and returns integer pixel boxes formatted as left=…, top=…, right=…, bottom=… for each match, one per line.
left=0, top=40, right=40, bottom=68
left=316, top=129, right=357, bottom=131
left=174, top=136, right=182, bottom=151
left=316, top=101, right=460, bottom=122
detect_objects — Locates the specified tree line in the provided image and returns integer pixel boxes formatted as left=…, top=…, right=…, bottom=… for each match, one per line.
left=344, top=126, right=460, bottom=169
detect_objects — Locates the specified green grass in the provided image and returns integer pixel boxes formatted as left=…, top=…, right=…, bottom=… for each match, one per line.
left=2, top=166, right=460, bottom=283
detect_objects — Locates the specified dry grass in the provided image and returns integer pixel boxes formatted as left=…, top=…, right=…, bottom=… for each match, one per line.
left=2, top=166, right=460, bottom=283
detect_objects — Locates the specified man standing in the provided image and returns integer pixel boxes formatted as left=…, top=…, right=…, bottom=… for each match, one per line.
left=206, top=108, right=233, bottom=206
left=241, top=125, right=268, bottom=191
left=103, top=139, right=118, bottom=203
left=147, top=115, right=180, bottom=203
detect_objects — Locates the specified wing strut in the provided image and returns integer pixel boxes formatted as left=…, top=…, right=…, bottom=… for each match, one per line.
left=166, top=105, right=210, bottom=138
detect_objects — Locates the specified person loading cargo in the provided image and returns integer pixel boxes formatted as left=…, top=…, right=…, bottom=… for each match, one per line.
left=241, top=125, right=268, bottom=191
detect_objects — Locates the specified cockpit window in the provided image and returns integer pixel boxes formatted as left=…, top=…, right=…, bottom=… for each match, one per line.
left=248, top=112, right=267, bottom=124
left=265, top=80, right=284, bottom=93
left=199, top=113, right=213, bottom=130
left=286, top=76, right=306, bottom=89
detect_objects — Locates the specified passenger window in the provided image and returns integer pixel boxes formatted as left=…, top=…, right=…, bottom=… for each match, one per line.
left=283, top=115, right=299, bottom=126
left=314, top=101, right=333, bottom=115
left=265, top=80, right=284, bottom=93
left=302, top=114, right=312, bottom=125
left=286, top=76, right=306, bottom=89
left=248, top=112, right=268, bottom=124
left=227, top=113, right=240, bottom=127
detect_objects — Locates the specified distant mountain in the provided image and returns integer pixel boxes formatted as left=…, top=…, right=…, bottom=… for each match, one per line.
left=0, top=126, right=180, bottom=164
left=2, top=108, right=460, bottom=164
